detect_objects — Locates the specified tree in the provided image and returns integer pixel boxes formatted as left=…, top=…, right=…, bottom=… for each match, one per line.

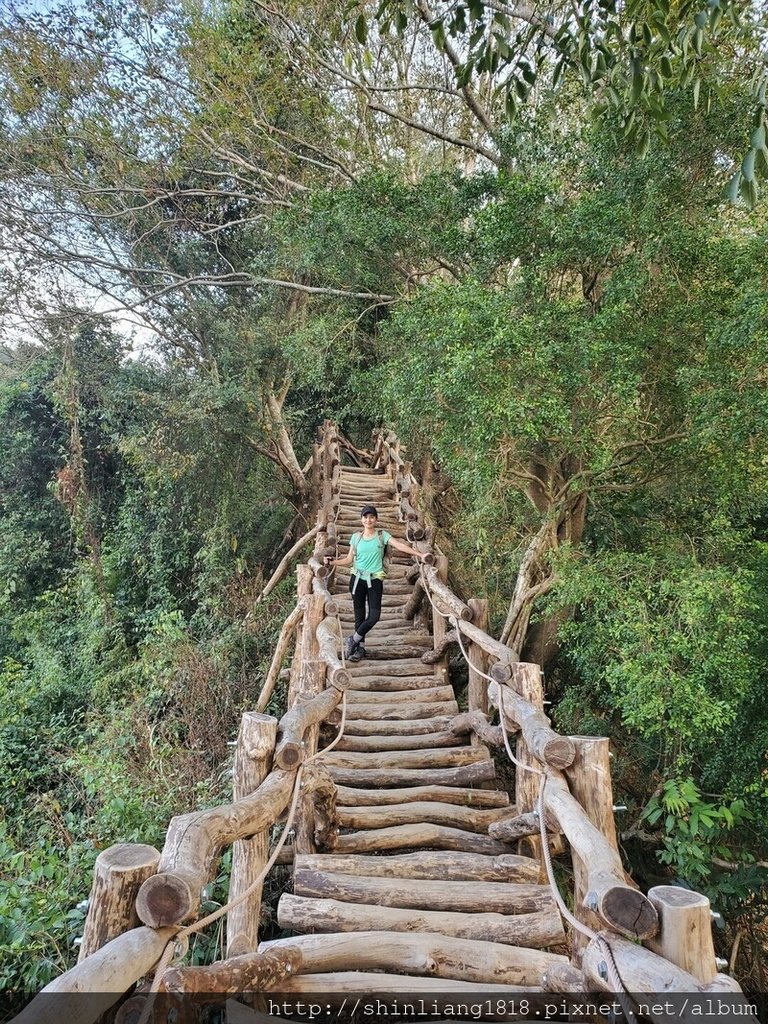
left=364, top=0, right=768, bottom=203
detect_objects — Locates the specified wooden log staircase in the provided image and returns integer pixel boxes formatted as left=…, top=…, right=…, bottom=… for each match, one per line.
left=12, top=424, right=756, bottom=1024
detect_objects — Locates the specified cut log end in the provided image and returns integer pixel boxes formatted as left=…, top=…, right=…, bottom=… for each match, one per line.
left=329, top=667, right=351, bottom=690
left=490, top=662, right=513, bottom=683
left=597, top=886, right=659, bottom=941
left=135, top=872, right=193, bottom=928
left=275, top=742, right=305, bottom=771
left=542, top=736, right=576, bottom=769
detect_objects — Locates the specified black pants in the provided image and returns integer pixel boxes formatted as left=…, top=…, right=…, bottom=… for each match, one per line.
left=349, top=576, right=383, bottom=640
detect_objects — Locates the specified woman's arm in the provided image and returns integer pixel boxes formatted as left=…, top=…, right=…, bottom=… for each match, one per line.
left=327, top=548, right=355, bottom=567
left=389, top=537, right=427, bottom=559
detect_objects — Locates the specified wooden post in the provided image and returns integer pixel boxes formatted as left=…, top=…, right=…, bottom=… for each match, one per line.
left=510, top=662, right=545, bottom=864
left=227, top=712, right=278, bottom=958
left=77, top=844, right=161, bottom=961
left=431, top=554, right=451, bottom=684
left=564, top=735, right=618, bottom=961
left=466, top=599, right=489, bottom=730
left=293, top=763, right=337, bottom=856
left=296, top=659, right=327, bottom=757
left=646, top=885, right=718, bottom=984
left=289, top=595, right=324, bottom=708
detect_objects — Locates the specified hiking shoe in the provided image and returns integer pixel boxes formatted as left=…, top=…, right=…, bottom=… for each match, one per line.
left=349, top=644, right=365, bottom=662
left=343, top=635, right=359, bottom=660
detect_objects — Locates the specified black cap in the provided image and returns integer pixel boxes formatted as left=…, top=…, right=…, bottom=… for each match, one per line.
left=360, top=504, right=378, bottom=517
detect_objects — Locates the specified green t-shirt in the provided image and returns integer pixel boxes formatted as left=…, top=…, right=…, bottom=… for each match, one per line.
left=351, top=530, right=392, bottom=578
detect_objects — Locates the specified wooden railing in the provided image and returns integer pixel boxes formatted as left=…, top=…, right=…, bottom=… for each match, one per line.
left=12, top=421, right=751, bottom=1024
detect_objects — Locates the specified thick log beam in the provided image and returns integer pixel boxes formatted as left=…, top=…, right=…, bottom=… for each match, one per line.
left=162, top=947, right=304, bottom=997
left=135, top=771, right=295, bottom=928
left=315, top=617, right=351, bottom=690
left=274, top=685, right=343, bottom=771
left=489, top=674, right=576, bottom=770
left=489, top=811, right=561, bottom=843
left=307, top=556, right=329, bottom=580
left=11, top=926, right=176, bottom=1024
left=77, top=843, right=161, bottom=961
left=566, top=735, right=624, bottom=959
left=402, top=579, right=425, bottom=620
left=311, top=576, right=338, bottom=615
left=259, top=931, right=569, bottom=987
left=582, top=935, right=745, bottom=1019
left=450, top=709, right=504, bottom=747
left=422, top=565, right=473, bottom=621
left=422, top=628, right=458, bottom=663
left=456, top=617, right=518, bottom=669
left=543, top=771, right=658, bottom=940
left=277, top=895, right=566, bottom=948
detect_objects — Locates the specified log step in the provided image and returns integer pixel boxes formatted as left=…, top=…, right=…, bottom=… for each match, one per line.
left=344, top=685, right=455, bottom=704
left=331, top=700, right=459, bottom=720
left=277, top=895, right=567, bottom=948
left=334, top=821, right=508, bottom=854
left=319, top=746, right=488, bottom=770
left=340, top=674, right=445, bottom=692
left=336, top=800, right=516, bottom=833
left=325, top=760, right=495, bottom=788
left=347, top=658, right=434, bottom=676
left=259, top=931, right=568, bottom=986
left=338, top=717, right=455, bottom=736
left=333, top=730, right=464, bottom=751
left=295, top=851, right=539, bottom=883
left=334, top=784, right=510, bottom=807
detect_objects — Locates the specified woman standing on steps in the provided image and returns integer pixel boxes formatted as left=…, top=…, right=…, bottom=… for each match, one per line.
left=325, top=504, right=427, bottom=662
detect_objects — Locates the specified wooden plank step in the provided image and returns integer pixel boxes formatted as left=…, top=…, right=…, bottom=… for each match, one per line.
left=336, top=800, right=515, bottom=833
left=341, top=675, right=444, bottom=692
left=331, top=700, right=459, bottom=721
left=277, top=895, right=566, bottom=948
left=295, top=867, right=554, bottom=915
left=259, top=931, right=568, bottom=986
left=334, top=784, right=509, bottom=807
left=272, top=972, right=542, bottom=998
left=347, top=658, right=435, bottom=676
left=318, top=746, right=487, bottom=770
left=333, top=730, right=463, bottom=751
left=334, top=821, right=506, bottom=854
left=344, top=686, right=455, bottom=704
left=294, top=851, right=539, bottom=883
left=326, top=760, right=494, bottom=788
left=338, top=717, right=455, bottom=736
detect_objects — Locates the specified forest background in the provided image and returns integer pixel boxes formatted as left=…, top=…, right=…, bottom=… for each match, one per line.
left=0, top=0, right=767, bottom=1006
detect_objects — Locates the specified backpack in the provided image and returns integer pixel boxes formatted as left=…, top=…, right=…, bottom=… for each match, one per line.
left=350, top=529, right=390, bottom=575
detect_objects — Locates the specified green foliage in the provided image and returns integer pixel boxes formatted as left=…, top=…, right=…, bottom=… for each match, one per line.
left=554, top=547, right=759, bottom=751
left=644, top=780, right=749, bottom=870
